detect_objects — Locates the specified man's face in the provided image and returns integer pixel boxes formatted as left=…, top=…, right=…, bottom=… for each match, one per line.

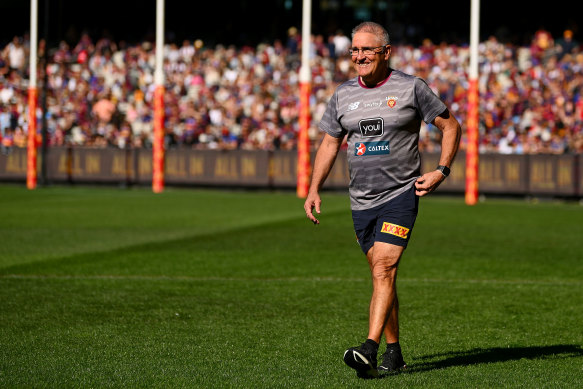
left=351, top=32, right=391, bottom=85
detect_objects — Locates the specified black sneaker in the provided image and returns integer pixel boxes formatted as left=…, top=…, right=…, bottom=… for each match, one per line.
left=343, top=342, right=379, bottom=378
left=378, top=345, right=407, bottom=373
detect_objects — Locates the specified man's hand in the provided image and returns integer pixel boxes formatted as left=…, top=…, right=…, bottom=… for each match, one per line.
left=415, top=171, right=445, bottom=196
left=302, top=134, right=343, bottom=225
left=304, top=191, right=322, bottom=224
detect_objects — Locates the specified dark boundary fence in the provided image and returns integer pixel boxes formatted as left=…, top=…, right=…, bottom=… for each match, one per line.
left=0, top=147, right=581, bottom=197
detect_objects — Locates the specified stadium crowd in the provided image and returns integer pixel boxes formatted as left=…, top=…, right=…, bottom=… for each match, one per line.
left=1, top=28, right=582, bottom=154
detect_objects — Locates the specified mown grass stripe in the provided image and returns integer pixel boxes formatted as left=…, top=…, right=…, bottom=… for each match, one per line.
left=1, top=186, right=582, bottom=388
left=2, top=273, right=581, bottom=286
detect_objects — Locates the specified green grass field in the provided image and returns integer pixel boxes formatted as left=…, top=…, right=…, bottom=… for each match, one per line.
left=1, top=184, right=582, bottom=388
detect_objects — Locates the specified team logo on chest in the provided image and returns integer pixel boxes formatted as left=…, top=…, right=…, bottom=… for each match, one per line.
left=359, top=118, right=384, bottom=137
left=386, top=96, right=399, bottom=108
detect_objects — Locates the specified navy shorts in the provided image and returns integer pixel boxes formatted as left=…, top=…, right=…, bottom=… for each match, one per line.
left=352, top=185, right=419, bottom=255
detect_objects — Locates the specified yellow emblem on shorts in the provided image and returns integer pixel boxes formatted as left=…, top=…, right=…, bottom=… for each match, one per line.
left=381, top=222, right=409, bottom=239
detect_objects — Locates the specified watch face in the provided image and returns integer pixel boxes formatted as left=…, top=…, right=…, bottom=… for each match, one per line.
left=438, top=165, right=450, bottom=177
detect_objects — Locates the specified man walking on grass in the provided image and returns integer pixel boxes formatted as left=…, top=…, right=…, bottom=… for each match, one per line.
left=303, top=21, right=461, bottom=378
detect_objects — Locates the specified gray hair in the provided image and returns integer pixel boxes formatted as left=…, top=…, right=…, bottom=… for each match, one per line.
left=351, top=22, right=390, bottom=45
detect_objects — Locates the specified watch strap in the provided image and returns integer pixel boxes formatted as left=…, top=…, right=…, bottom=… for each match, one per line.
left=436, top=165, right=450, bottom=177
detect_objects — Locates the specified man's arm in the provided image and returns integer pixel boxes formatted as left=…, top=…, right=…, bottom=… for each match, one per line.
left=303, top=133, right=343, bottom=224
left=415, top=109, right=461, bottom=196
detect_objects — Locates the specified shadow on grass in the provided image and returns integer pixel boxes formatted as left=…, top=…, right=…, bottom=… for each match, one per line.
left=380, top=344, right=583, bottom=377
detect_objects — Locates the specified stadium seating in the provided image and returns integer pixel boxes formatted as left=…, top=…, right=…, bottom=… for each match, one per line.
left=0, top=31, right=581, bottom=154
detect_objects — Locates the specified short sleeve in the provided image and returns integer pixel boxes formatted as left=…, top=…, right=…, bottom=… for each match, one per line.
left=414, top=77, right=447, bottom=124
left=318, top=89, right=347, bottom=138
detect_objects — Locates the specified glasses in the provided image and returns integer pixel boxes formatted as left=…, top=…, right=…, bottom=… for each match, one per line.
left=348, top=46, right=387, bottom=56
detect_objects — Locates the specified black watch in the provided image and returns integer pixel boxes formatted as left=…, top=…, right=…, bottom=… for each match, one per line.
left=436, top=165, right=450, bottom=177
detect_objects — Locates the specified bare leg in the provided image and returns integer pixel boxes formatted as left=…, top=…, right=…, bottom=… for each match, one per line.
left=365, top=242, right=404, bottom=344
left=384, top=293, right=399, bottom=343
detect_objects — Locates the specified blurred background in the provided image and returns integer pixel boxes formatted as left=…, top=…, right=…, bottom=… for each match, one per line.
left=0, top=0, right=578, bottom=46
left=0, top=0, right=581, bottom=195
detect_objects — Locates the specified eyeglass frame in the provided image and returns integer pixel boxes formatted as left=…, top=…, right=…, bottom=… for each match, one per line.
left=348, top=45, right=389, bottom=56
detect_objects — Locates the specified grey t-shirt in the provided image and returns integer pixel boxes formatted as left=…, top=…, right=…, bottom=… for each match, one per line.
left=319, top=69, right=446, bottom=210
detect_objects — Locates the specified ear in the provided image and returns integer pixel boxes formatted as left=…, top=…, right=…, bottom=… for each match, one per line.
left=384, top=45, right=392, bottom=60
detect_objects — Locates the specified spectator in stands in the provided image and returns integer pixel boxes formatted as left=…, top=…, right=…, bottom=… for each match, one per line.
left=556, top=29, right=578, bottom=58
left=0, top=28, right=581, bottom=154
left=531, top=28, right=554, bottom=64
left=333, top=29, right=352, bottom=57
left=3, top=36, right=26, bottom=73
